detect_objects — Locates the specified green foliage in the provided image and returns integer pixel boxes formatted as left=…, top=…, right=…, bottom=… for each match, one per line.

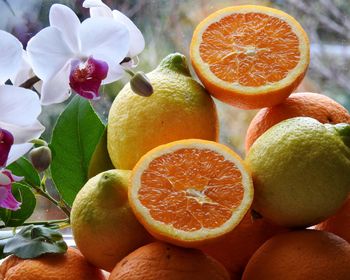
left=2, top=225, right=67, bottom=259
left=7, top=157, right=41, bottom=188
left=88, top=127, right=114, bottom=179
left=50, top=96, right=105, bottom=206
left=0, top=231, right=15, bottom=259
left=0, top=183, right=36, bottom=227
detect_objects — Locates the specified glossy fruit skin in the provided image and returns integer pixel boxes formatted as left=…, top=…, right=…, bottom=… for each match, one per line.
left=108, top=242, right=230, bottom=280
left=242, top=230, right=350, bottom=280
left=71, top=170, right=152, bottom=271
left=0, top=247, right=105, bottom=280
left=245, top=92, right=350, bottom=152
left=107, top=53, right=218, bottom=170
left=245, top=117, right=350, bottom=228
left=200, top=210, right=288, bottom=279
left=316, top=198, right=350, bottom=243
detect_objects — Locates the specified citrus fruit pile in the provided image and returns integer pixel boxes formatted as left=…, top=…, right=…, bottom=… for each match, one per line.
left=2, top=4, right=350, bottom=280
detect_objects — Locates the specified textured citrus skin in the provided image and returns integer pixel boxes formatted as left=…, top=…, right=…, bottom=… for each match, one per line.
left=190, top=5, right=310, bottom=109
left=107, top=53, right=218, bottom=170
left=71, top=170, right=152, bottom=271
left=316, top=198, right=350, bottom=243
left=109, top=242, right=230, bottom=280
left=200, top=210, right=288, bottom=279
left=245, top=92, right=350, bottom=152
left=129, top=139, right=254, bottom=247
left=242, top=230, right=350, bottom=280
left=0, top=248, right=105, bottom=280
left=245, top=117, right=350, bottom=228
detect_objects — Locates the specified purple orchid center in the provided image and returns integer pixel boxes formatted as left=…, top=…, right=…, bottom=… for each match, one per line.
left=69, top=56, right=108, bottom=100
left=0, top=170, right=22, bottom=211
left=0, top=128, right=14, bottom=168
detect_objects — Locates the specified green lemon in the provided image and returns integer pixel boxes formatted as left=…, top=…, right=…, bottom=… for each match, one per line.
left=245, top=117, right=350, bottom=228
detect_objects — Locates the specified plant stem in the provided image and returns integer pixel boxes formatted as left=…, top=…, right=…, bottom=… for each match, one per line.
left=19, top=76, right=40, bottom=89
left=124, top=68, right=136, bottom=77
left=0, top=219, right=70, bottom=230
left=33, top=185, right=71, bottom=218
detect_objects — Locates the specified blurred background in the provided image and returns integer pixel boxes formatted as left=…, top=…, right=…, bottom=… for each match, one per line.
left=1, top=0, right=350, bottom=222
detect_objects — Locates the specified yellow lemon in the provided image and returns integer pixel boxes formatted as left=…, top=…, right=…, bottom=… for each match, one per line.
left=107, top=53, right=218, bottom=170
left=71, top=170, right=152, bottom=271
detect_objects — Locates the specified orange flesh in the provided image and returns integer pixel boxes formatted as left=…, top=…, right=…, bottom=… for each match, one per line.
left=138, top=148, right=244, bottom=231
left=199, top=13, right=300, bottom=87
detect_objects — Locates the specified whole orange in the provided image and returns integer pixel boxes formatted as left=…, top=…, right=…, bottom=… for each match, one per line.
left=108, top=242, right=230, bottom=280
left=316, top=198, right=350, bottom=243
left=0, top=247, right=105, bottom=280
left=242, top=230, right=350, bottom=280
left=200, top=210, right=288, bottom=279
left=245, top=92, right=350, bottom=152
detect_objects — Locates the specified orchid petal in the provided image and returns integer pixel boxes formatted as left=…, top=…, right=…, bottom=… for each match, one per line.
left=0, top=173, right=11, bottom=185
left=0, top=121, right=44, bottom=144
left=0, top=85, right=41, bottom=126
left=6, top=143, right=33, bottom=166
left=40, top=62, right=71, bottom=105
left=79, top=17, right=130, bottom=68
left=10, top=51, right=33, bottom=86
left=27, top=26, right=73, bottom=80
left=83, top=0, right=113, bottom=18
left=0, top=31, right=23, bottom=84
left=49, top=4, right=80, bottom=52
left=0, top=128, right=14, bottom=167
left=102, top=63, right=124, bottom=84
left=0, top=184, right=21, bottom=211
left=112, top=10, right=145, bottom=57
left=69, top=57, right=108, bottom=100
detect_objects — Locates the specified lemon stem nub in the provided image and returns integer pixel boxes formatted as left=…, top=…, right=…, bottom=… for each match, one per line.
left=334, top=123, right=350, bottom=148
left=158, top=53, right=191, bottom=76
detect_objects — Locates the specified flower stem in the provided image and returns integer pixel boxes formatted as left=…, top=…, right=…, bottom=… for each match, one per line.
left=124, top=68, right=136, bottom=77
left=33, top=185, right=71, bottom=218
left=19, top=75, right=40, bottom=89
left=0, top=219, right=70, bottom=230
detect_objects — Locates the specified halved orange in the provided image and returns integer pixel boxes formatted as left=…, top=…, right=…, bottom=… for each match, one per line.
left=129, top=139, right=253, bottom=247
left=190, top=5, right=310, bottom=109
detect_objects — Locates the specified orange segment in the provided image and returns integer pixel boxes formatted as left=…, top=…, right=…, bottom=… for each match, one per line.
left=129, top=139, right=253, bottom=247
left=190, top=5, right=310, bottom=109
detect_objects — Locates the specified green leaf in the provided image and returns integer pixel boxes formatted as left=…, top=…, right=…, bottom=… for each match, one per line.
left=88, top=127, right=114, bottom=179
left=0, top=231, right=15, bottom=259
left=50, top=96, right=105, bottom=206
left=4, top=225, right=67, bottom=259
left=7, top=157, right=41, bottom=188
left=0, top=183, right=36, bottom=227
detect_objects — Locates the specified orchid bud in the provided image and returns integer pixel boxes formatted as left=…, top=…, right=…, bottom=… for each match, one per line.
left=29, top=146, right=52, bottom=172
left=130, top=71, right=153, bottom=97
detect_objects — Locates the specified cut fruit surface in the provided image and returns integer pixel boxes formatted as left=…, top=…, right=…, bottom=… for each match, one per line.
left=190, top=5, right=310, bottom=109
left=129, top=139, right=253, bottom=247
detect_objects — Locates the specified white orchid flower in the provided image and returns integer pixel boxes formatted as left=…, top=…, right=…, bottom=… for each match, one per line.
left=0, top=30, right=44, bottom=166
left=83, top=0, right=145, bottom=67
left=0, top=85, right=44, bottom=211
left=10, top=50, right=41, bottom=90
left=0, top=85, right=45, bottom=167
left=0, top=30, right=23, bottom=84
left=27, top=4, right=130, bottom=105
left=0, top=31, right=40, bottom=90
